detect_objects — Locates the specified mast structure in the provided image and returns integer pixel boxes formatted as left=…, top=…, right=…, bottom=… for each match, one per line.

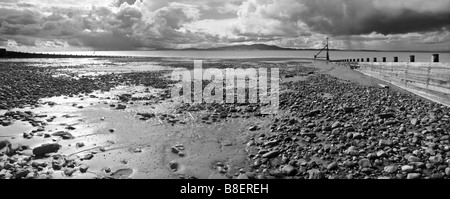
left=314, top=37, right=330, bottom=61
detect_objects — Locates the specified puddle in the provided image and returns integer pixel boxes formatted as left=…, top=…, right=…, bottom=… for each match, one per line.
left=110, top=168, right=134, bottom=179
left=0, top=121, right=34, bottom=138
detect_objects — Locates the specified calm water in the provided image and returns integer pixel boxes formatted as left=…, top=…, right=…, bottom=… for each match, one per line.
left=39, top=50, right=450, bottom=63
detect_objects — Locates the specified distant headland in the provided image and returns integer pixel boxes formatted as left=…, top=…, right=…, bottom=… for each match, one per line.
left=0, top=48, right=127, bottom=59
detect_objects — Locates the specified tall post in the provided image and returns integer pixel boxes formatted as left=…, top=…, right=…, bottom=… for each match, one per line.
left=432, top=54, right=439, bottom=62
left=326, top=37, right=329, bottom=61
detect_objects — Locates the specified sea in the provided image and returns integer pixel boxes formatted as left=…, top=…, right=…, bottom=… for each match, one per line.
left=39, top=50, right=450, bottom=63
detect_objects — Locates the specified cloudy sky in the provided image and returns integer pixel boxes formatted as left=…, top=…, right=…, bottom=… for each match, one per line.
left=0, top=0, right=449, bottom=51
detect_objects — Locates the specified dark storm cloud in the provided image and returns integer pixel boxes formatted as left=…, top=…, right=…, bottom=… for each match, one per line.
left=298, top=0, right=450, bottom=35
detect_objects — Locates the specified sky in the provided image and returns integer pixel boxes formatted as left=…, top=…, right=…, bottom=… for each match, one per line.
left=0, top=0, right=449, bottom=51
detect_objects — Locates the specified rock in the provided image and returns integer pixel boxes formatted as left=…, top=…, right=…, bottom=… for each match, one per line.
left=14, top=169, right=30, bottom=179
left=52, top=131, right=74, bottom=139
left=116, top=104, right=127, bottom=110
left=379, top=113, right=395, bottom=119
left=445, top=168, right=450, bottom=176
left=411, top=118, right=419, bottom=126
left=0, top=140, right=11, bottom=150
left=237, top=174, right=249, bottom=179
left=64, top=168, right=77, bottom=176
left=353, top=133, right=363, bottom=139
left=379, top=139, right=393, bottom=147
left=262, top=151, right=280, bottom=159
left=132, top=148, right=142, bottom=153
left=407, top=173, right=421, bottom=179
left=331, top=121, right=341, bottom=129
left=307, top=169, right=324, bottom=179
left=109, top=129, right=115, bottom=133
left=282, top=165, right=297, bottom=176
left=377, top=150, right=387, bottom=158
left=327, top=162, right=338, bottom=170
left=25, top=172, right=36, bottom=179
left=248, top=126, right=258, bottom=131
left=431, top=173, right=444, bottom=179
left=79, top=165, right=89, bottom=173
left=358, top=159, right=372, bottom=168
left=32, top=143, right=61, bottom=156
left=169, top=160, right=178, bottom=171
left=52, top=161, right=62, bottom=170
left=83, top=153, right=94, bottom=160
left=401, top=165, right=414, bottom=173
left=408, top=156, right=421, bottom=162
left=429, top=156, right=443, bottom=163
left=76, top=142, right=85, bottom=148
left=384, top=165, right=397, bottom=174
left=345, top=146, right=359, bottom=156
left=263, top=140, right=280, bottom=147
left=171, top=146, right=180, bottom=154
left=378, top=177, right=390, bottom=179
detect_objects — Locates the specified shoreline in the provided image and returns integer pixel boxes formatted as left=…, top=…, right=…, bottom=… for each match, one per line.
left=1, top=58, right=450, bottom=179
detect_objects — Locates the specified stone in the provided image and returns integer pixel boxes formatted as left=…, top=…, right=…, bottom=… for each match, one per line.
left=445, top=167, right=450, bottom=176
left=379, top=113, right=395, bottom=119
left=262, top=151, right=280, bottom=159
left=237, top=174, right=249, bottom=179
left=76, top=142, right=85, bottom=148
left=83, top=153, right=94, bottom=160
left=307, top=169, right=324, bottom=179
left=345, top=146, right=359, bottom=156
left=411, top=118, right=419, bottom=126
left=79, top=165, right=89, bottom=173
left=331, top=122, right=341, bottom=129
left=408, top=156, right=421, bottom=162
left=384, top=165, right=397, bottom=174
left=32, top=143, right=61, bottom=156
left=249, top=126, right=258, bottom=131
left=379, top=139, right=393, bottom=147
left=169, top=160, right=178, bottom=171
left=116, top=104, right=127, bottom=110
left=429, top=156, right=443, bottom=163
left=401, top=165, right=414, bottom=173
left=407, top=173, right=421, bottom=179
left=14, top=169, right=30, bottom=179
left=377, top=150, right=387, bottom=158
left=282, top=165, right=297, bottom=176
left=51, top=131, right=74, bottom=139
left=327, top=162, right=338, bottom=170
left=264, top=140, right=280, bottom=147
left=358, top=159, right=372, bottom=168
left=431, top=173, right=444, bottom=179
left=378, top=177, right=390, bottom=179
left=64, top=168, right=77, bottom=176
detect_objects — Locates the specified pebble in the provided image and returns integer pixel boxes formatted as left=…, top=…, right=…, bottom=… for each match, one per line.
left=407, top=173, right=421, bottom=179
left=282, top=165, right=297, bottom=176
left=237, top=174, right=249, bottom=179
left=307, top=169, right=324, bottom=179
left=384, top=166, right=397, bottom=174
left=401, top=165, right=414, bottom=173
left=327, top=162, right=338, bottom=170
left=169, top=161, right=178, bottom=171
left=79, top=165, right=89, bottom=173
left=32, top=143, right=61, bottom=156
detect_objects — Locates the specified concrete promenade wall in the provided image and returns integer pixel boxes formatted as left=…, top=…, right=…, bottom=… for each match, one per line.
left=354, top=62, right=450, bottom=107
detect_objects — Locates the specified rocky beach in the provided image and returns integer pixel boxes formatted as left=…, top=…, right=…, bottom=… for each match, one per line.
left=1, top=57, right=449, bottom=179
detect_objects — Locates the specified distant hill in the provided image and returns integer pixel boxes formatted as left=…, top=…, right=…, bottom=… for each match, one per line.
left=159, top=44, right=297, bottom=51
left=158, top=44, right=450, bottom=53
